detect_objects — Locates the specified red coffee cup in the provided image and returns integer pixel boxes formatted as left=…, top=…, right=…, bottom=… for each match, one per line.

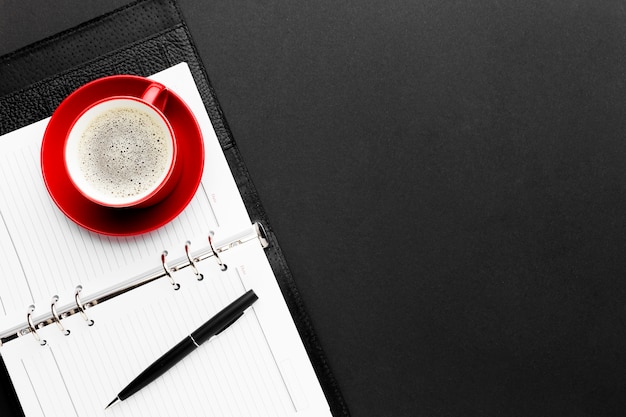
left=64, top=82, right=182, bottom=208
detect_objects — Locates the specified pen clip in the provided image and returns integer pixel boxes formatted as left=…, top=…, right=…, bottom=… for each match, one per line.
left=215, top=312, right=244, bottom=336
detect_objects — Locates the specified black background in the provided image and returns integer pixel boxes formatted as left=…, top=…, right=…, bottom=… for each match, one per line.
left=1, top=1, right=625, bottom=416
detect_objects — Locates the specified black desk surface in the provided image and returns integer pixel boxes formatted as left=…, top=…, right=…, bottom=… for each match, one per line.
left=1, top=1, right=625, bottom=416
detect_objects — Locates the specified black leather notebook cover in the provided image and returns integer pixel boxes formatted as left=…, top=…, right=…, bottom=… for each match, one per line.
left=0, top=1, right=349, bottom=415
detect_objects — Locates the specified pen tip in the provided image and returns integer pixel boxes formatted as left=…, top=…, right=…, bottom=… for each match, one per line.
left=105, top=397, right=119, bottom=410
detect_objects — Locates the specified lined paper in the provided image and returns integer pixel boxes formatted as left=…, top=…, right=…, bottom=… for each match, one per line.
left=0, top=133, right=218, bottom=315
left=0, top=63, right=331, bottom=416
left=2, top=237, right=330, bottom=416
left=2, top=258, right=286, bottom=416
left=18, top=263, right=291, bottom=417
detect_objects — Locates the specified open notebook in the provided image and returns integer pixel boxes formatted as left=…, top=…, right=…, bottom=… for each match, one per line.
left=0, top=63, right=331, bottom=417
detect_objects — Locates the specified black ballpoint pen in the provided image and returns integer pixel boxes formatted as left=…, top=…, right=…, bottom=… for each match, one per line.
left=105, top=289, right=258, bottom=409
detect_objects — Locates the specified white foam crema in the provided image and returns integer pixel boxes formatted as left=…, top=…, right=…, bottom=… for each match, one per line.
left=65, top=98, right=174, bottom=206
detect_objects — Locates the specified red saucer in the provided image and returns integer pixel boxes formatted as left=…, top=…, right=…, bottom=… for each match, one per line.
left=41, top=75, right=205, bottom=236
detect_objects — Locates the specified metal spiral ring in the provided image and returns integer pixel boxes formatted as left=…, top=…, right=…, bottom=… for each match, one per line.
left=74, top=285, right=94, bottom=326
left=26, top=305, right=46, bottom=346
left=185, top=241, right=204, bottom=281
left=161, top=251, right=180, bottom=290
left=208, top=235, right=228, bottom=271
left=51, top=295, right=70, bottom=336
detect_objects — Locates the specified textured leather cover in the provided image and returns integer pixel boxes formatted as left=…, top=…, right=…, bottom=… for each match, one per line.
left=0, top=1, right=349, bottom=416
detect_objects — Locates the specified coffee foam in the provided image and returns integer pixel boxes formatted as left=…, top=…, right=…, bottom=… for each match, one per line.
left=77, top=107, right=171, bottom=200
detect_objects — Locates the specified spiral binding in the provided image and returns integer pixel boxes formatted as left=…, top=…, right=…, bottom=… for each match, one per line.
left=0, top=223, right=269, bottom=347
left=161, top=251, right=181, bottom=290
left=74, top=285, right=94, bottom=327
left=51, top=295, right=70, bottom=336
left=185, top=240, right=204, bottom=281
left=208, top=234, right=228, bottom=271
left=26, top=305, right=46, bottom=346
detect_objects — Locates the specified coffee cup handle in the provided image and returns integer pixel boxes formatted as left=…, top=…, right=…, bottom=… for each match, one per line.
left=141, top=83, right=168, bottom=112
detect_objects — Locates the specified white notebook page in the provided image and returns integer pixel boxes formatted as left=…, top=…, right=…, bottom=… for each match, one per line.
left=0, top=63, right=331, bottom=417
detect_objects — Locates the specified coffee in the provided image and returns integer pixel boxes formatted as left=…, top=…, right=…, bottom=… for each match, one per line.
left=76, top=106, right=172, bottom=201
